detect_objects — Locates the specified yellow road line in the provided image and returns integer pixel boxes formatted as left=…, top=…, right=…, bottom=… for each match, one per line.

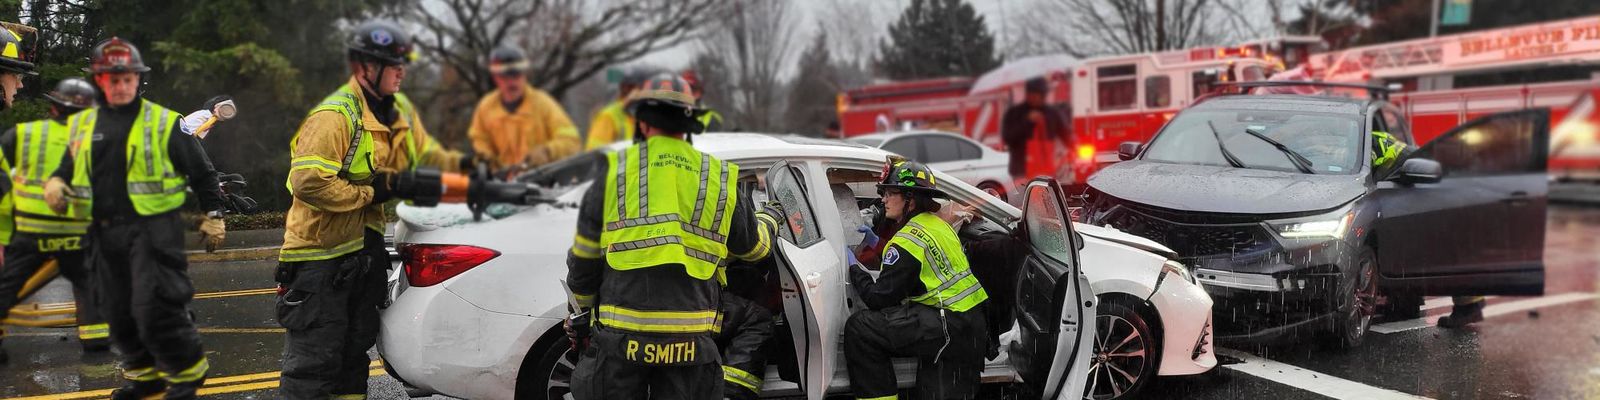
left=0, top=327, right=287, bottom=337
left=2, top=362, right=385, bottom=400
left=15, top=288, right=277, bottom=313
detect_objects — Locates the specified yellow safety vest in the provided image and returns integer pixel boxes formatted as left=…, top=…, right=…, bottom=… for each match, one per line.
left=67, top=100, right=187, bottom=217
left=697, top=110, right=723, bottom=134
left=886, top=212, right=988, bottom=312
left=599, top=135, right=738, bottom=281
left=280, top=84, right=427, bottom=262
left=13, top=119, right=90, bottom=234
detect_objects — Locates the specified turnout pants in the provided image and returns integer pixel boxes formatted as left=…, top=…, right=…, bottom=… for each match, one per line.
left=718, top=294, right=774, bottom=400
left=276, top=230, right=387, bottom=399
left=0, top=232, right=106, bottom=344
left=571, top=328, right=724, bottom=400
left=845, top=303, right=989, bottom=400
left=91, top=213, right=208, bottom=385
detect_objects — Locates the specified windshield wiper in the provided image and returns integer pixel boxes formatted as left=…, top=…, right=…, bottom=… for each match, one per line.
left=1206, top=121, right=1247, bottom=169
left=1241, top=127, right=1316, bottom=174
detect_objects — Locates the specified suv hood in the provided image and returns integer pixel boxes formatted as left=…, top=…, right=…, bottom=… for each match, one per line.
left=1088, top=161, right=1365, bottom=215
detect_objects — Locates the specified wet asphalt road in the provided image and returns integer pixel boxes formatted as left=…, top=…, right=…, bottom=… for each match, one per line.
left=2, top=206, right=1599, bottom=399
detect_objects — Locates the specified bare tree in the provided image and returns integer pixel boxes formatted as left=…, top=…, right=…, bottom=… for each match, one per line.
left=1011, top=0, right=1261, bottom=58
left=406, top=0, right=727, bottom=100
left=694, top=0, right=800, bottom=132
left=815, top=0, right=898, bottom=67
left=401, top=0, right=728, bottom=143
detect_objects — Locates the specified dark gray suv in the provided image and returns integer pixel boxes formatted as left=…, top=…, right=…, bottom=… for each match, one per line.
left=1081, top=87, right=1549, bottom=348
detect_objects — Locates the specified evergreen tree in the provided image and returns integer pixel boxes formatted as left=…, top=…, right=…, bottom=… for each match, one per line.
left=876, top=0, right=1001, bottom=80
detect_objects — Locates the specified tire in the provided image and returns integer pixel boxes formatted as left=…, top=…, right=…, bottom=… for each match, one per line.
left=978, top=181, right=1008, bottom=203
left=1087, top=298, right=1159, bottom=400
left=1332, top=250, right=1379, bottom=349
left=514, top=336, right=577, bottom=400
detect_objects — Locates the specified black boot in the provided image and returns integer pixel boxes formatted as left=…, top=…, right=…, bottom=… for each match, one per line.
left=0, top=345, right=8, bottom=364
left=1437, top=300, right=1486, bottom=329
left=163, top=377, right=205, bottom=400
left=81, top=338, right=110, bottom=353
left=110, top=380, right=166, bottom=400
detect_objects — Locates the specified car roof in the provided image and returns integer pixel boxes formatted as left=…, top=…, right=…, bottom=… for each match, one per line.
left=607, top=132, right=892, bottom=164
left=849, top=130, right=965, bottom=141
left=1194, top=94, right=1373, bottom=115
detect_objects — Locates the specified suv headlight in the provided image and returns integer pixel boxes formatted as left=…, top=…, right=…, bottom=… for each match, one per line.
left=1162, top=260, right=1194, bottom=284
left=1272, top=210, right=1354, bottom=239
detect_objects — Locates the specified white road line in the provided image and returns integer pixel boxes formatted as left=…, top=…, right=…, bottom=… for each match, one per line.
left=1218, top=348, right=1433, bottom=400
left=1372, top=292, right=1598, bottom=334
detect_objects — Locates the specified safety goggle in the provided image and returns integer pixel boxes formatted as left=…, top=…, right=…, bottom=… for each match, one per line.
left=490, top=61, right=531, bottom=77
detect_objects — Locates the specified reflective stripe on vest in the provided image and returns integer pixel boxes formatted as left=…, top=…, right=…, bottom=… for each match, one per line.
left=67, top=101, right=187, bottom=216
left=886, top=213, right=988, bottom=312
left=286, top=84, right=423, bottom=194
left=599, top=135, right=738, bottom=281
left=14, top=118, right=92, bottom=232
left=596, top=304, right=722, bottom=334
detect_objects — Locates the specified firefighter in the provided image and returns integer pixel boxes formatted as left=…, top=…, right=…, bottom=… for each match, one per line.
left=584, top=69, right=655, bottom=150
left=44, top=37, right=224, bottom=400
left=275, top=20, right=463, bottom=399
left=845, top=160, right=990, bottom=400
left=0, top=78, right=106, bottom=363
left=1001, top=77, right=1069, bottom=186
left=679, top=70, right=724, bottom=133
left=467, top=45, right=580, bottom=172
left=1368, top=130, right=1486, bottom=328
left=566, top=74, right=776, bottom=399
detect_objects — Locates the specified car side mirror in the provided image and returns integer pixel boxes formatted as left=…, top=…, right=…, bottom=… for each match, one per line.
left=1073, top=231, right=1085, bottom=251
left=1390, top=158, right=1443, bottom=184
left=1117, top=141, right=1142, bottom=161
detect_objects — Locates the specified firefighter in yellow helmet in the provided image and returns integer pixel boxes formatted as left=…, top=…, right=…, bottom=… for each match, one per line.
left=275, top=20, right=464, bottom=399
left=845, top=160, right=991, bottom=400
left=43, top=37, right=225, bottom=400
left=0, top=78, right=107, bottom=364
left=565, top=73, right=778, bottom=399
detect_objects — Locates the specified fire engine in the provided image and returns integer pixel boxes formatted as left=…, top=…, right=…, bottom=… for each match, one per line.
left=835, top=38, right=1322, bottom=186
left=1310, top=15, right=1600, bottom=180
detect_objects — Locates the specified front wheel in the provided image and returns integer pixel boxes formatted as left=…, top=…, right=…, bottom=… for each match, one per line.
left=1087, top=299, right=1159, bottom=400
left=514, top=336, right=577, bottom=400
left=1333, top=250, right=1378, bottom=349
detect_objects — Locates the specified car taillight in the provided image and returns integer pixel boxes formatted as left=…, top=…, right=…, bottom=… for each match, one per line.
left=401, top=244, right=500, bottom=287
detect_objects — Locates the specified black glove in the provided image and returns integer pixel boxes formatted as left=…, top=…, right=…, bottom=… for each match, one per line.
left=370, top=172, right=393, bottom=204
left=565, top=311, right=592, bottom=351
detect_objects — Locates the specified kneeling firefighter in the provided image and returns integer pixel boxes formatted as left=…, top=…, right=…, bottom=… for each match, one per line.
left=845, top=160, right=991, bottom=400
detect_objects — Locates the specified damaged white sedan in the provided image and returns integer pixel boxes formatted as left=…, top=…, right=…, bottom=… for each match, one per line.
left=377, top=134, right=1215, bottom=400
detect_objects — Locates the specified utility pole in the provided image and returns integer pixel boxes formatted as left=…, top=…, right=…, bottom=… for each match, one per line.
left=1430, top=0, right=1441, bottom=37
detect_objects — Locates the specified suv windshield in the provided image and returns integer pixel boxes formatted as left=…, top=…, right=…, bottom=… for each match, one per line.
left=1142, top=108, right=1362, bottom=174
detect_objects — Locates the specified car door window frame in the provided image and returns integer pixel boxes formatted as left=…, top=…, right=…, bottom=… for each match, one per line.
left=1407, top=108, right=1550, bottom=178
left=765, top=162, right=826, bottom=248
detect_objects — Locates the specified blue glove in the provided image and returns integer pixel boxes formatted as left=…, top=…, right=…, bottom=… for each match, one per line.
left=856, top=224, right=880, bottom=248
left=845, top=247, right=862, bottom=267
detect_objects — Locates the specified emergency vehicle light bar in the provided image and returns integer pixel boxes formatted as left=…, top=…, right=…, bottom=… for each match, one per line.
left=1217, top=81, right=1392, bottom=100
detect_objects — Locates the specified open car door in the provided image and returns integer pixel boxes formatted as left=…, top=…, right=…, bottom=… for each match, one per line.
left=1009, top=177, right=1096, bottom=399
left=1373, top=109, right=1549, bottom=295
left=762, top=161, right=848, bottom=399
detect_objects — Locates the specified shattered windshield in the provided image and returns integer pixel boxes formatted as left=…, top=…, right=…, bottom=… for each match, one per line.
left=1142, top=108, right=1363, bottom=174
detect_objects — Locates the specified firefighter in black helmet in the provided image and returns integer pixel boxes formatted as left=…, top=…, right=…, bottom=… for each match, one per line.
left=845, top=160, right=992, bottom=400
left=0, top=77, right=105, bottom=365
left=566, top=74, right=779, bottom=399
left=276, top=20, right=463, bottom=400
left=44, top=37, right=227, bottom=400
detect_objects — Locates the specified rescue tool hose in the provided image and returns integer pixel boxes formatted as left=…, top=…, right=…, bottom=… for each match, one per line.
left=395, top=165, right=561, bottom=221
